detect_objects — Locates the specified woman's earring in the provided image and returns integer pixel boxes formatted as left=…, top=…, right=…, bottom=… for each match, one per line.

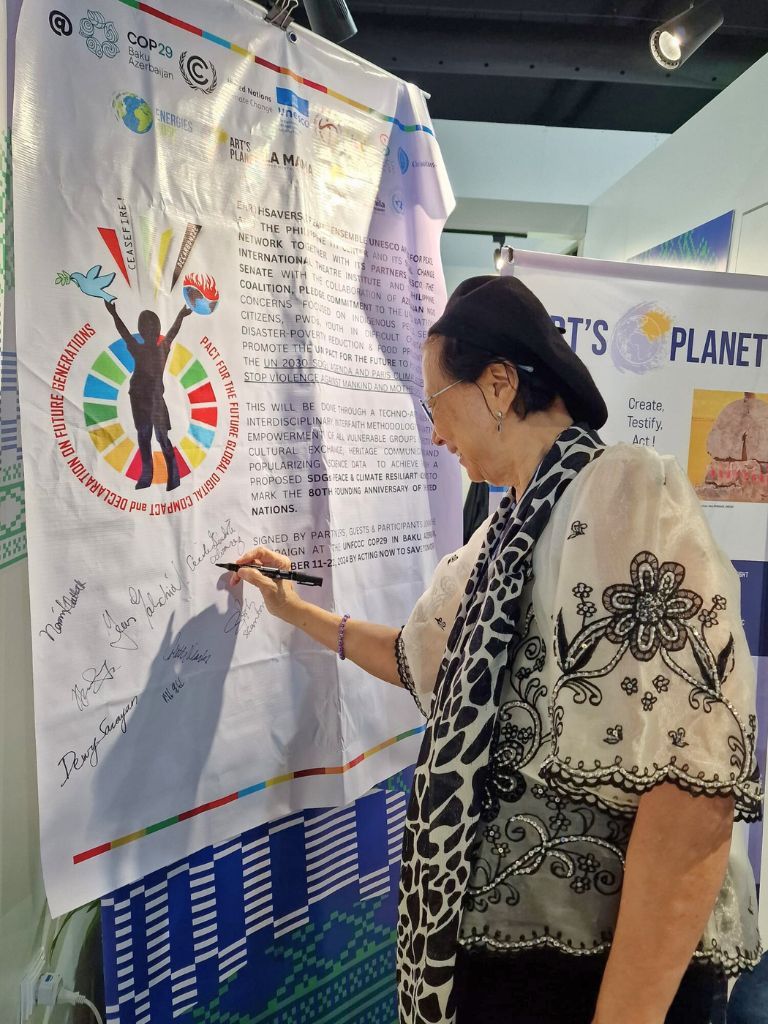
left=496, top=410, right=503, bottom=433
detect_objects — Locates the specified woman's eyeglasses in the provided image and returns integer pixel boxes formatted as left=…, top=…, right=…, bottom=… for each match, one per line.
left=419, top=380, right=462, bottom=424
left=419, top=364, right=534, bottom=424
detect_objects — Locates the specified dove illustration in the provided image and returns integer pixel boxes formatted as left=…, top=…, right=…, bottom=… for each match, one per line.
left=69, top=265, right=117, bottom=302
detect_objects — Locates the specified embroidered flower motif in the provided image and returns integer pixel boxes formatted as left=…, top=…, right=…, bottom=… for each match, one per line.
left=602, top=551, right=702, bottom=661
left=603, top=724, right=623, bottom=744
left=652, top=674, right=670, bottom=693
left=712, top=594, right=727, bottom=610
left=577, top=601, right=597, bottom=618
left=531, top=784, right=547, bottom=800
left=549, top=812, right=571, bottom=833
left=493, top=842, right=510, bottom=858
left=621, top=676, right=638, bottom=695
left=501, top=722, right=534, bottom=746
left=669, top=727, right=689, bottom=748
left=484, top=825, right=501, bottom=842
left=572, top=582, right=593, bottom=599
left=698, top=608, right=719, bottom=628
left=641, top=691, right=657, bottom=712
left=570, top=875, right=591, bottom=894
left=576, top=853, right=599, bottom=874
left=568, top=521, right=588, bottom=539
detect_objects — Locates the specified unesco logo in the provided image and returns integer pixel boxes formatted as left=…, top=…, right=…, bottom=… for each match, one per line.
left=179, top=52, right=218, bottom=94
left=48, top=10, right=73, bottom=36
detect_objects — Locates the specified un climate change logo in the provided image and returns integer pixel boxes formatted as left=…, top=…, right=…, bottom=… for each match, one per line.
left=179, top=51, right=218, bottom=93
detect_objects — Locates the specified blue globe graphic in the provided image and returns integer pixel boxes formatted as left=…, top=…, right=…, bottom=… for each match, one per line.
left=610, top=301, right=672, bottom=375
left=112, top=93, right=153, bottom=135
left=183, top=285, right=218, bottom=316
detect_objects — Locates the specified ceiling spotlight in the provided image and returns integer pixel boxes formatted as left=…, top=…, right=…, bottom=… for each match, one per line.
left=493, top=234, right=507, bottom=271
left=650, top=1, right=723, bottom=70
left=303, top=0, right=357, bottom=43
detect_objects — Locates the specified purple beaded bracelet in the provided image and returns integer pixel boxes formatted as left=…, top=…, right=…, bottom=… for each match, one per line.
left=337, top=613, right=351, bottom=660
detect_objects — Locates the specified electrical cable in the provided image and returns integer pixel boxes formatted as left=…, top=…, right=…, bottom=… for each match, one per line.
left=60, top=991, right=105, bottom=1024
left=35, top=973, right=105, bottom=1024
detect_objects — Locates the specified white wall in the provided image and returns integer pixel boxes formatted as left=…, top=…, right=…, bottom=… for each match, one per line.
left=435, top=120, right=668, bottom=208
left=434, top=120, right=667, bottom=297
left=583, top=52, right=768, bottom=267
left=435, top=119, right=667, bottom=241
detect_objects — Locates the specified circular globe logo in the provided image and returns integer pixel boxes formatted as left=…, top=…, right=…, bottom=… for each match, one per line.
left=182, top=273, right=219, bottom=316
left=610, top=301, right=672, bottom=375
left=112, top=92, right=153, bottom=135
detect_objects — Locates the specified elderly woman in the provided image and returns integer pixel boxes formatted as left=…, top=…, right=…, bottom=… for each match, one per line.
left=233, top=276, right=762, bottom=1024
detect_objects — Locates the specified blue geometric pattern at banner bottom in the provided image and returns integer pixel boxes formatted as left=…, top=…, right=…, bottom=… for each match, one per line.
left=101, top=768, right=414, bottom=1024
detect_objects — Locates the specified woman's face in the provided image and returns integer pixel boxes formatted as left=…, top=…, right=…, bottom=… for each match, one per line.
left=421, top=337, right=512, bottom=484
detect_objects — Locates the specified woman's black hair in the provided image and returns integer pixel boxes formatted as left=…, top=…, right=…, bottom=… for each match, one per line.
left=429, top=333, right=561, bottom=419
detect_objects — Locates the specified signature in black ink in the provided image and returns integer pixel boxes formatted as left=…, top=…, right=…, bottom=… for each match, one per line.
left=128, top=562, right=188, bottom=630
left=72, top=659, right=118, bottom=712
left=185, top=519, right=245, bottom=572
left=162, top=674, right=185, bottom=704
left=40, top=579, right=87, bottom=642
left=103, top=609, right=138, bottom=650
left=57, top=695, right=138, bottom=786
left=163, top=640, right=211, bottom=666
left=224, top=596, right=264, bottom=638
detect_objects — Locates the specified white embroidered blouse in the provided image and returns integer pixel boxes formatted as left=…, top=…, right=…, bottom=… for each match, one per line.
left=397, top=443, right=762, bottom=975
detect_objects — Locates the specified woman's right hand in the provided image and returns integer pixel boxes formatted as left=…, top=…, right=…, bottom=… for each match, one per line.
left=231, top=546, right=303, bottom=622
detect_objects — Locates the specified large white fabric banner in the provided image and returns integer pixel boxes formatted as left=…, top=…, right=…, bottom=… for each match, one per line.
left=13, top=0, right=458, bottom=915
left=506, top=251, right=768, bottom=931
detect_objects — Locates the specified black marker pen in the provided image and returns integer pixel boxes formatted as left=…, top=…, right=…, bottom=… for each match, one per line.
left=215, top=563, right=323, bottom=587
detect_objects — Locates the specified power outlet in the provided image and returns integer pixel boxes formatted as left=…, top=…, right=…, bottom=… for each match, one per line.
left=19, top=948, right=45, bottom=1023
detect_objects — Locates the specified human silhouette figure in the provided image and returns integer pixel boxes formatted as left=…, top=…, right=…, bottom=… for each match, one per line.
left=105, top=298, right=192, bottom=490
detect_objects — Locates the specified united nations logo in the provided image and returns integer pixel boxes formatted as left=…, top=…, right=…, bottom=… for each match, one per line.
left=179, top=51, right=218, bottom=94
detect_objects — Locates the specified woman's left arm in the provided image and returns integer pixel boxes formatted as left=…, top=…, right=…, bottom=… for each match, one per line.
left=592, top=783, right=733, bottom=1024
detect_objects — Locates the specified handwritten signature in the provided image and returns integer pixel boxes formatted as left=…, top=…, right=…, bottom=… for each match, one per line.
left=72, top=659, right=118, bottom=712
left=224, top=595, right=264, bottom=638
left=162, top=673, right=185, bottom=704
left=163, top=640, right=211, bottom=665
left=103, top=609, right=138, bottom=650
left=57, top=695, right=138, bottom=786
left=40, top=579, right=87, bottom=642
left=128, top=561, right=188, bottom=630
left=185, top=518, right=245, bottom=572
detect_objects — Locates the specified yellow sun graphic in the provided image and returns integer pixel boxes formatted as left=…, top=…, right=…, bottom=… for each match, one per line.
left=639, top=309, right=672, bottom=343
